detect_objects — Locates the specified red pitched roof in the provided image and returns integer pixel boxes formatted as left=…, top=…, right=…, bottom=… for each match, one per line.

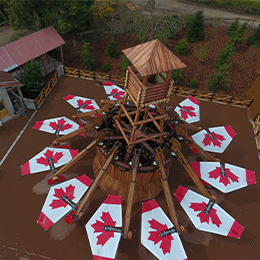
left=0, top=26, right=65, bottom=72
left=0, top=71, right=23, bottom=88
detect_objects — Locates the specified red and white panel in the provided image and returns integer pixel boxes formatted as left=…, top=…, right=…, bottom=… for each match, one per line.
left=103, top=82, right=126, bottom=101
left=37, top=175, right=92, bottom=230
left=174, top=97, right=200, bottom=123
left=174, top=186, right=244, bottom=238
left=63, top=94, right=100, bottom=112
left=85, top=195, right=122, bottom=260
left=33, top=116, right=80, bottom=135
left=141, top=200, right=187, bottom=260
left=20, top=147, right=79, bottom=175
left=191, top=161, right=256, bottom=193
left=191, top=126, right=236, bottom=153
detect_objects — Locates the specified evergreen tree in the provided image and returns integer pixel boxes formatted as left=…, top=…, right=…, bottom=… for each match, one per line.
left=175, top=37, right=189, bottom=55
left=186, top=10, right=205, bottom=43
left=207, top=70, right=230, bottom=92
left=226, top=18, right=239, bottom=37
left=81, top=42, right=96, bottom=70
left=246, top=24, right=260, bottom=48
left=23, top=60, right=46, bottom=97
left=106, top=37, right=118, bottom=58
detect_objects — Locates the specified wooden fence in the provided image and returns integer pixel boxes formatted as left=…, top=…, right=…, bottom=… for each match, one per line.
left=247, top=73, right=260, bottom=120
left=253, top=114, right=260, bottom=158
left=64, top=67, right=125, bottom=86
left=34, top=70, right=58, bottom=109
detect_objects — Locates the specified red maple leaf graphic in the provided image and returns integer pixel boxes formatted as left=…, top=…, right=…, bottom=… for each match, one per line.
left=209, top=167, right=239, bottom=187
left=36, top=150, right=63, bottom=166
left=49, top=118, right=73, bottom=132
left=202, top=132, right=226, bottom=147
left=110, top=88, right=125, bottom=100
left=189, top=202, right=222, bottom=227
left=91, top=211, right=116, bottom=246
left=148, top=219, right=173, bottom=255
left=49, top=184, right=75, bottom=209
left=77, top=99, right=95, bottom=110
left=180, top=105, right=196, bottom=120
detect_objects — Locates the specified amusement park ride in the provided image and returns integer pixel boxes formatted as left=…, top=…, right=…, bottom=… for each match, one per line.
left=21, top=39, right=256, bottom=260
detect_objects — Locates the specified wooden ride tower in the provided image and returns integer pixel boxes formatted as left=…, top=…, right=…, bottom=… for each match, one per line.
left=94, top=39, right=187, bottom=203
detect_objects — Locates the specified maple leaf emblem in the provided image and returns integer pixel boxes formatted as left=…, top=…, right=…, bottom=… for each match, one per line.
left=202, top=131, right=225, bottom=147
left=208, top=167, right=239, bottom=186
left=110, top=88, right=125, bottom=100
left=180, top=105, right=196, bottom=120
left=36, top=149, right=63, bottom=166
left=189, top=202, right=222, bottom=227
left=49, top=185, right=75, bottom=209
left=77, top=99, right=95, bottom=110
left=148, top=219, right=173, bottom=255
left=91, top=211, right=116, bottom=246
left=49, top=118, right=72, bottom=132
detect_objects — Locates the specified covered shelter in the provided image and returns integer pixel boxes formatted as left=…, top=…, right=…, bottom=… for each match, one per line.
left=0, top=71, right=25, bottom=122
left=0, top=26, right=65, bottom=75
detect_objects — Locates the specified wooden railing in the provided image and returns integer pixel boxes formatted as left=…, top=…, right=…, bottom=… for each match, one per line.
left=253, top=114, right=260, bottom=158
left=34, top=66, right=254, bottom=111
left=34, top=70, right=58, bottom=109
left=64, top=67, right=125, bottom=86
left=172, top=85, right=253, bottom=108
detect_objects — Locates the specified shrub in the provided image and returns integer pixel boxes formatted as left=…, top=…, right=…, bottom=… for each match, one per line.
left=186, top=10, right=205, bottom=42
left=246, top=24, right=260, bottom=48
left=230, top=22, right=248, bottom=46
left=106, top=37, right=118, bottom=58
left=194, top=42, right=209, bottom=62
left=118, top=55, right=131, bottom=72
left=81, top=41, right=96, bottom=70
left=23, top=60, right=46, bottom=97
left=226, top=18, right=239, bottom=37
left=101, top=61, right=110, bottom=72
left=175, top=38, right=189, bottom=55
left=189, top=78, right=198, bottom=89
left=171, top=69, right=183, bottom=84
left=207, top=71, right=230, bottom=92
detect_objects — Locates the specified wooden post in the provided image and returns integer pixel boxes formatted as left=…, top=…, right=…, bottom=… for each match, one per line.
left=123, top=149, right=140, bottom=239
left=60, top=45, right=64, bottom=64
left=76, top=142, right=121, bottom=219
left=40, top=53, right=47, bottom=73
left=17, top=86, right=24, bottom=100
left=176, top=150, right=214, bottom=202
left=155, top=148, right=180, bottom=233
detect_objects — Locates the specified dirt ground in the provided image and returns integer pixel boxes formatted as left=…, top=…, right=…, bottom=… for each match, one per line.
left=1, top=75, right=260, bottom=260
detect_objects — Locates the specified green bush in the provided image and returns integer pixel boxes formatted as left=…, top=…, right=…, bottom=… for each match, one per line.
left=189, top=78, right=198, bottom=89
left=171, top=69, right=183, bottom=84
left=23, top=60, right=46, bottom=97
left=175, top=38, right=189, bottom=55
left=118, top=55, right=131, bottom=72
left=246, top=24, right=260, bottom=48
left=193, top=42, right=208, bottom=62
left=186, top=10, right=205, bottom=42
left=106, top=37, right=118, bottom=58
left=81, top=41, right=96, bottom=70
left=226, top=18, right=239, bottom=37
left=101, top=61, right=110, bottom=72
left=207, top=71, right=230, bottom=92
left=230, top=22, right=248, bottom=45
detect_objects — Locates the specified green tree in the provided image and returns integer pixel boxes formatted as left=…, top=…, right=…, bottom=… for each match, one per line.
left=226, top=18, right=239, bottom=37
left=171, top=69, right=183, bottom=84
left=101, top=61, right=110, bottom=72
left=106, top=37, right=118, bottom=58
left=3, top=0, right=94, bottom=33
left=175, top=38, right=189, bottom=55
left=246, top=24, right=260, bottom=48
left=23, top=60, right=46, bottom=97
left=207, top=70, right=230, bottom=92
left=81, top=42, right=96, bottom=70
left=118, top=55, right=131, bottom=72
left=186, top=10, right=205, bottom=43
left=189, top=78, right=198, bottom=89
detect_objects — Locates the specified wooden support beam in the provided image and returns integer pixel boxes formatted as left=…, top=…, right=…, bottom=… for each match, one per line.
left=130, top=132, right=166, bottom=145
left=76, top=142, right=121, bottom=218
left=123, top=150, right=140, bottom=239
left=148, top=112, right=160, bottom=131
left=155, top=148, right=180, bottom=233
left=39, top=53, right=47, bottom=73
left=59, top=45, right=64, bottom=64
left=17, top=86, right=24, bottom=100
left=133, top=113, right=168, bottom=126
left=120, top=104, right=135, bottom=126
left=114, top=119, right=130, bottom=144
left=176, top=150, right=214, bottom=202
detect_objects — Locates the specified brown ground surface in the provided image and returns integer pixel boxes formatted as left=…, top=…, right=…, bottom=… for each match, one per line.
left=1, top=75, right=260, bottom=260
left=62, top=25, right=260, bottom=99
